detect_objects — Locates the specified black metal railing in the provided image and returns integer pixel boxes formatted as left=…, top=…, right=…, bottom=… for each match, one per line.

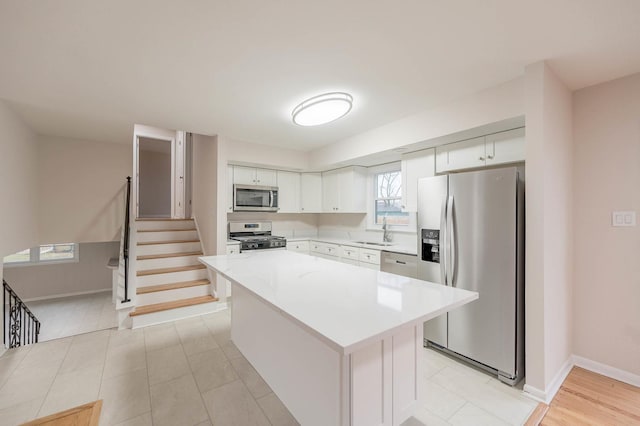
left=3, top=280, right=40, bottom=348
left=122, top=176, right=132, bottom=303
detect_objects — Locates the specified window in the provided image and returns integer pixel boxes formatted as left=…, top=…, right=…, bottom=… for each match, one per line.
left=3, top=243, right=79, bottom=266
left=374, top=171, right=410, bottom=226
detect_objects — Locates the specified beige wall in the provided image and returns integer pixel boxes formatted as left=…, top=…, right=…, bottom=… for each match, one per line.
left=37, top=136, right=132, bottom=244
left=3, top=242, right=118, bottom=300
left=192, top=134, right=219, bottom=255
left=0, top=99, right=39, bottom=258
left=138, top=142, right=172, bottom=217
left=573, top=72, right=640, bottom=376
left=524, top=62, right=574, bottom=395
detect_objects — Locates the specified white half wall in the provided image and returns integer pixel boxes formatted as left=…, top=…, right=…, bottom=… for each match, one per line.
left=37, top=135, right=132, bottom=243
left=524, top=61, right=574, bottom=396
left=0, top=99, right=39, bottom=258
left=572, top=72, right=640, bottom=377
left=3, top=241, right=118, bottom=300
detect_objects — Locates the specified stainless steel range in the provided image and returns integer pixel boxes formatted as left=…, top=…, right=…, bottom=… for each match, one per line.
left=229, top=221, right=286, bottom=251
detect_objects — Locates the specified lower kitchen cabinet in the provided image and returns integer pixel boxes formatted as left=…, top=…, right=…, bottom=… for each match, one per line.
left=287, top=240, right=310, bottom=254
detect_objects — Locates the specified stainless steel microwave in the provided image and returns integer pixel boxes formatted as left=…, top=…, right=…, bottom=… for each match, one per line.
left=233, top=184, right=279, bottom=212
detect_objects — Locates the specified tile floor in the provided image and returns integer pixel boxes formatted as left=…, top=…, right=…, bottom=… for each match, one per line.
left=23, top=291, right=117, bottom=342
left=0, top=309, right=537, bottom=426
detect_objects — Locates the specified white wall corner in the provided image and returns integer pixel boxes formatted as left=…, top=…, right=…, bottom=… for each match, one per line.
left=523, top=355, right=574, bottom=404
left=572, top=355, right=640, bottom=388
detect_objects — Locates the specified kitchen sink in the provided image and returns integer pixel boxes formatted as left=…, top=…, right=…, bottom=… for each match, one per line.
left=353, top=241, right=394, bottom=247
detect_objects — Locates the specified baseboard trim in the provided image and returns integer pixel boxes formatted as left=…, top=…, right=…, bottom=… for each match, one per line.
left=21, top=288, right=111, bottom=303
left=572, top=355, right=640, bottom=388
left=523, top=355, right=574, bottom=404
left=523, top=354, right=640, bottom=404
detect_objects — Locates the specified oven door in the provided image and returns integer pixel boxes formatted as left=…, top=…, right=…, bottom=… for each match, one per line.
left=234, top=185, right=279, bottom=212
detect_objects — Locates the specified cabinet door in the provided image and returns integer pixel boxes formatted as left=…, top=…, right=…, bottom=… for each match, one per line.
left=256, top=168, right=277, bottom=186
left=401, top=149, right=435, bottom=212
left=338, top=167, right=367, bottom=213
left=277, top=171, right=300, bottom=213
left=300, top=173, right=322, bottom=212
left=227, top=165, right=234, bottom=213
left=435, top=137, right=486, bottom=173
left=322, top=170, right=340, bottom=212
left=485, top=128, right=525, bottom=166
left=234, top=166, right=257, bottom=185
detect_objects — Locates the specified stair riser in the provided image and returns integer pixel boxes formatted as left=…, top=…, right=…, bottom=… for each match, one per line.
left=136, top=285, right=211, bottom=306
left=137, top=269, right=208, bottom=286
left=136, top=242, right=202, bottom=256
left=137, top=230, right=198, bottom=243
left=137, top=255, right=202, bottom=270
left=131, top=301, right=223, bottom=329
left=136, top=220, right=195, bottom=231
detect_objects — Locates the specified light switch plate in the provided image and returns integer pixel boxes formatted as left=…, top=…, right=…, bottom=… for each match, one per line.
left=612, top=211, right=637, bottom=227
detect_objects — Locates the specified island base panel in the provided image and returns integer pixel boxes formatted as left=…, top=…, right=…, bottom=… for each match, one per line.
left=230, top=282, right=420, bottom=426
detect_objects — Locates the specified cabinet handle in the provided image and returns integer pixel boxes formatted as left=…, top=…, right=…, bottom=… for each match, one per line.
left=479, top=156, right=485, bottom=161
left=487, top=155, right=494, bottom=160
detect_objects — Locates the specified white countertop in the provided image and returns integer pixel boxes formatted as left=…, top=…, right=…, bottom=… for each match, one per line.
left=287, top=237, right=418, bottom=256
left=200, top=251, right=477, bottom=355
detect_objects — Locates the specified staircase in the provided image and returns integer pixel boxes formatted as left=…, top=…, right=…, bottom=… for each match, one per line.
left=128, top=219, right=220, bottom=328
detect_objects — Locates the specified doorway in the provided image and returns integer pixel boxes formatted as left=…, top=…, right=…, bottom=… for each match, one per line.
left=138, top=137, right=172, bottom=218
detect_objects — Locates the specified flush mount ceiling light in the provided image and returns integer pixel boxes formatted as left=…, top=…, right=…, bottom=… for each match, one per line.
left=292, top=92, right=353, bottom=126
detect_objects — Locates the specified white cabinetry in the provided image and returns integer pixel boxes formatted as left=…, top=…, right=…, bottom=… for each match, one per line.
left=359, top=248, right=381, bottom=267
left=322, top=167, right=367, bottom=213
left=401, top=149, right=435, bottom=212
left=234, top=166, right=278, bottom=186
left=435, top=128, right=525, bottom=173
left=287, top=240, right=310, bottom=254
left=277, top=171, right=301, bottom=213
left=227, top=165, right=234, bottom=213
left=484, top=128, right=525, bottom=166
left=300, top=173, right=323, bottom=213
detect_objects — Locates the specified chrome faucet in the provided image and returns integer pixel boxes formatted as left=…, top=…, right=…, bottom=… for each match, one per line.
left=382, top=216, right=392, bottom=243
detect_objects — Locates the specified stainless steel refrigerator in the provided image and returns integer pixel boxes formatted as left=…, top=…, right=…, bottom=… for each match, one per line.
left=418, top=166, right=524, bottom=385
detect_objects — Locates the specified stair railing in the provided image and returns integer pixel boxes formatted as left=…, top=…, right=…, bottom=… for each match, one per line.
left=122, top=176, right=132, bottom=303
left=3, top=280, right=40, bottom=348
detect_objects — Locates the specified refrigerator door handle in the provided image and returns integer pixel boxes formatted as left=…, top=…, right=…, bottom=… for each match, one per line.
left=447, top=195, right=457, bottom=287
left=440, top=196, right=448, bottom=285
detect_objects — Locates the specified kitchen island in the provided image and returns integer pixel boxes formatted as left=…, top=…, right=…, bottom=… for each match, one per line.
left=200, top=250, right=477, bottom=426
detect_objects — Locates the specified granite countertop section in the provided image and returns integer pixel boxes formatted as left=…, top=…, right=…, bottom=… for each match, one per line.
left=200, top=251, right=477, bottom=355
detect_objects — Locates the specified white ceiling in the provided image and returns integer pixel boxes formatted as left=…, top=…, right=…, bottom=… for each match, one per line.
left=1, top=1, right=639, bottom=150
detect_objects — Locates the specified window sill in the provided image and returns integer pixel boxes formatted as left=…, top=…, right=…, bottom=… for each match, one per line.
left=3, top=258, right=80, bottom=268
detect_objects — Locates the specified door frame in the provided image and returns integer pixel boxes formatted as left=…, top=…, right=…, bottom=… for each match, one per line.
left=133, top=125, right=178, bottom=219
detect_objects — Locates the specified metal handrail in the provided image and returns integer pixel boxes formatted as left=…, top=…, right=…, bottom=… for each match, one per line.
left=3, top=279, right=40, bottom=348
left=122, top=176, right=132, bottom=303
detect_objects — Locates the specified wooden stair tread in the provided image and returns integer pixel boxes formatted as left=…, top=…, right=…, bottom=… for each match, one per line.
left=137, top=239, right=200, bottom=246
left=137, top=264, right=206, bottom=276
left=137, top=251, right=203, bottom=260
left=138, top=228, right=197, bottom=233
left=22, top=400, right=102, bottom=426
left=137, top=279, right=210, bottom=294
left=136, top=218, right=194, bottom=221
left=129, top=295, right=218, bottom=316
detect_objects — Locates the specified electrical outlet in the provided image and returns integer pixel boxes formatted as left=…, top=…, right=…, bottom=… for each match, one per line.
left=612, top=211, right=636, bottom=227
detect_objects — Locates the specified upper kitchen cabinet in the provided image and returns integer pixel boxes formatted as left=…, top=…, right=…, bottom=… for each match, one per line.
left=300, top=173, right=322, bottom=213
left=227, top=165, right=234, bottom=213
left=277, top=170, right=301, bottom=213
left=233, top=166, right=278, bottom=186
left=322, top=167, right=367, bottom=213
left=484, top=128, right=525, bottom=166
left=435, top=136, right=486, bottom=173
left=401, top=148, right=435, bottom=212
left=435, top=127, right=525, bottom=173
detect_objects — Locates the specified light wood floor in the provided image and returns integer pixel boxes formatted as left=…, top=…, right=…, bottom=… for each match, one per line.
left=539, top=366, right=640, bottom=425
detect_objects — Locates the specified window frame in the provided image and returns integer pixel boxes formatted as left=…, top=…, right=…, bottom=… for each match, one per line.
left=367, top=162, right=416, bottom=232
left=3, top=243, right=79, bottom=268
